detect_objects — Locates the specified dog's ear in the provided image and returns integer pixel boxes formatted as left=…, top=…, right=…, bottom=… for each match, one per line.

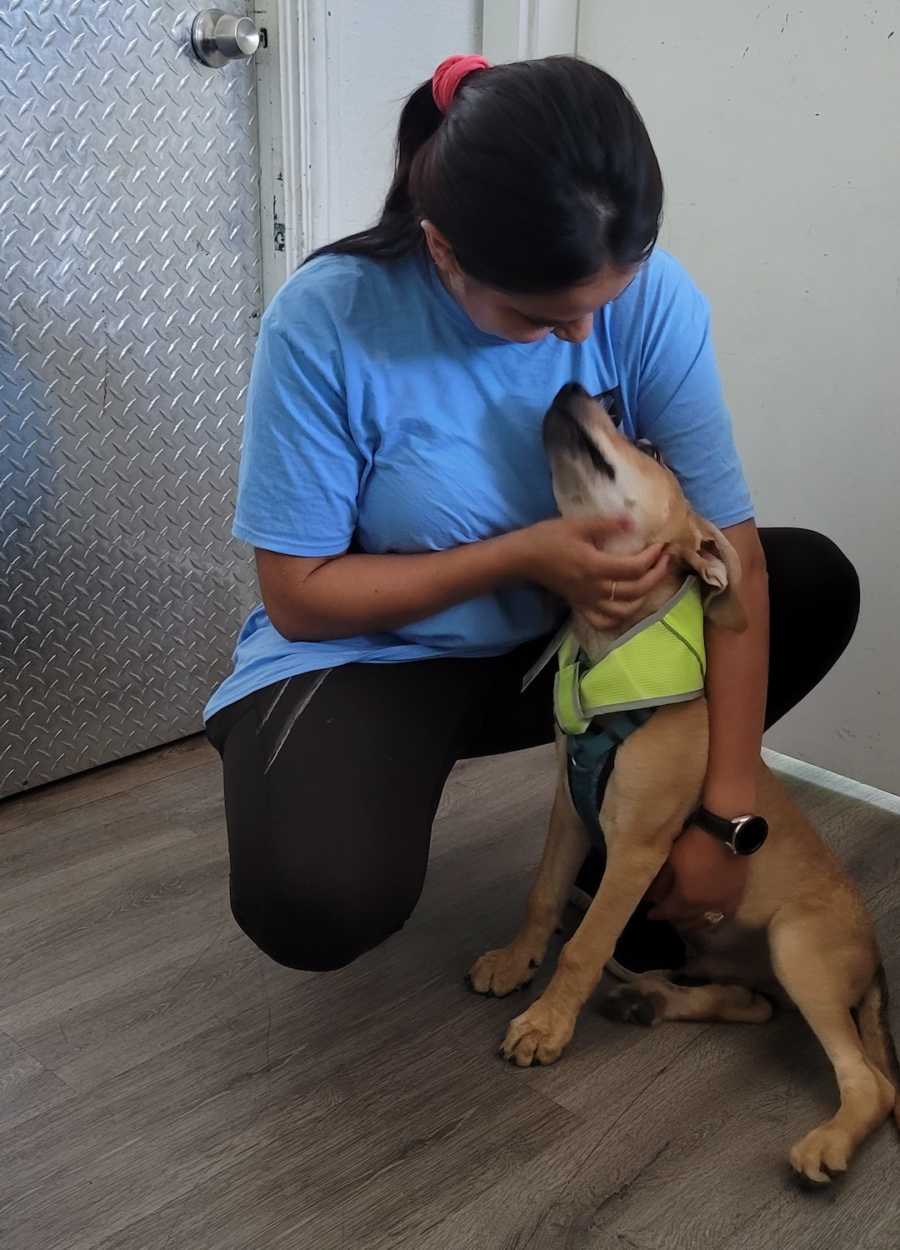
left=671, top=516, right=747, bottom=632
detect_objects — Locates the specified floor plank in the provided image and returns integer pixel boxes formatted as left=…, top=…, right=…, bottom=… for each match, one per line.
left=0, top=736, right=214, bottom=837
left=0, top=1029, right=76, bottom=1132
left=0, top=738, right=898, bottom=1250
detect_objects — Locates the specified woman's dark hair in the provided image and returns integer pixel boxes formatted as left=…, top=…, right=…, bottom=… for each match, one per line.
left=305, top=56, right=663, bottom=293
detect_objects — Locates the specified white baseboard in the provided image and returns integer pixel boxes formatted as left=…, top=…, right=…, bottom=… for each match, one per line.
left=764, top=749, right=900, bottom=814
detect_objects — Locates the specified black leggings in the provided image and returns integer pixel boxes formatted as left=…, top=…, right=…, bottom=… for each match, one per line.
left=207, top=529, right=859, bottom=972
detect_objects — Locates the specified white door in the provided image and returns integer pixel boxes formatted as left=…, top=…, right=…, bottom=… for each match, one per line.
left=0, top=1, right=486, bottom=794
left=577, top=2, right=900, bottom=792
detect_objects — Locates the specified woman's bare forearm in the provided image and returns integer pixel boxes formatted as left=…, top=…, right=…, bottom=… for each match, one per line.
left=257, top=515, right=661, bottom=643
left=256, top=533, right=529, bottom=642
left=703, top=520, right=770, bottom=815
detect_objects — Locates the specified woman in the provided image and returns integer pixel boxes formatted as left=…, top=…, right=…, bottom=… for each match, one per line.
left=205, top=55, right=858, bottom=974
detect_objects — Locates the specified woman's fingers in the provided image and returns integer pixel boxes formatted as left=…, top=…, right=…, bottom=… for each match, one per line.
left=588, top=543, right=667, bottom=584
left=579, top=591, right=648, bottom=627
left=607, top=550, right=671, bottom=602
left=580, top=515, right=634, bottom=544
left=575, top=550, right=670, bottom=624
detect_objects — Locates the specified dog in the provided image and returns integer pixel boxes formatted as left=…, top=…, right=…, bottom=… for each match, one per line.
left=468, top=382, right=899, bottom=1185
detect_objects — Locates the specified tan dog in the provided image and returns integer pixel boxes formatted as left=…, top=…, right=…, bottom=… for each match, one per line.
left=468, top=382, right=899, bottom=1185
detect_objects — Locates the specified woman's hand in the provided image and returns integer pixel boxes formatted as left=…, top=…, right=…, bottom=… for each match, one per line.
left=646, top=825, right=749, bottom=928
left=512, top=515, right=671, bottom=628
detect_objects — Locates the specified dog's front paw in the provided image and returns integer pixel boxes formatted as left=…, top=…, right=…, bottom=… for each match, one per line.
left=789, top=1125, right=852, bottom=1187
left=467, top=944, right=539, bottom=997
left=499, top=996, right=575, bottom=1067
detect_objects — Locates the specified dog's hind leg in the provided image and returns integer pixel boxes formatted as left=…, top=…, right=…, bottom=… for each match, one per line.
left=468, top=771, right=589, bottom=997
left=602, top=973, right=773, bottom=1027
left=856, top=967, right=900, bottom=1130
left=769, top=919, right=895, bottom=1185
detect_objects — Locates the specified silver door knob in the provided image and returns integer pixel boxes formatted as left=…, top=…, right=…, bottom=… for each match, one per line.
left=191, top=9, right=261, bottom=67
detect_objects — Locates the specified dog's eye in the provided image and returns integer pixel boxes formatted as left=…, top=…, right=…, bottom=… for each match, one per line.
left=575, top=425, right=615, bottom=480
left=636, top=439, right=663, bottom=464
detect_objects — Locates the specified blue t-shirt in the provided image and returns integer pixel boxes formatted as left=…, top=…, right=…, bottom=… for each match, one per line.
left=204, top=248, right=753, bottom=720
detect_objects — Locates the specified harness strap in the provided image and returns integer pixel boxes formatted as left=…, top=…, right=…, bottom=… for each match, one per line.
left=521, top=575, right=707, bottom=851
left=566, top=708, right=654, bottom=856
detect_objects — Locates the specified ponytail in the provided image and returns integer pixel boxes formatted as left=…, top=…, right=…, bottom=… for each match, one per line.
left=304, top=81, right=442, bottom=264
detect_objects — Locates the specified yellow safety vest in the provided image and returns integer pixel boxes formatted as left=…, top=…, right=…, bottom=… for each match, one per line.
left=550, top=576, right=707, bottom=735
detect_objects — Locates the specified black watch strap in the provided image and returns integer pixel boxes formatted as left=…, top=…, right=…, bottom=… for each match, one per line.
left=692, top=806, right=738, bottom=842
left=690, top=805, right=769, bottom=856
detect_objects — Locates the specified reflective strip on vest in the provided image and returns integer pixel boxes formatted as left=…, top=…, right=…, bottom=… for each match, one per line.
left=553, top=577, right=707, bottom=736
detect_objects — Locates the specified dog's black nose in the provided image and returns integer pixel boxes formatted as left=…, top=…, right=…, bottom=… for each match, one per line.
left=550, top=381, right=589, bottom=418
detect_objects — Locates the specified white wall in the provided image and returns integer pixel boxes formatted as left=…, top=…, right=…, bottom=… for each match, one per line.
left=310, top=1, right=483, bottom=248
left=578, top=2, right=900, bottom=792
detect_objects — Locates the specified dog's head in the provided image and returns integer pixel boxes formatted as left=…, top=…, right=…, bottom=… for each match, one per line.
left=542, top=383, right=746, bottom=630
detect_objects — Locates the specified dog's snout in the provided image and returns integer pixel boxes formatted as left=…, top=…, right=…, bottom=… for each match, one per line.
left=543, top=382, right=616, bottom=482
left=544, top=382, right=590, bottom=447
left=550, top=381, right=590, bottom=418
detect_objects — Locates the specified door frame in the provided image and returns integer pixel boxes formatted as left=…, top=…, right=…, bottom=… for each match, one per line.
left=253, top=0, right=332, bottom=305
left=482, top=0, right=578, bottom=63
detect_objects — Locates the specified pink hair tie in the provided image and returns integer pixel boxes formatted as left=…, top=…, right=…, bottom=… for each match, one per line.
left=432, top=54, right=490, bottom=114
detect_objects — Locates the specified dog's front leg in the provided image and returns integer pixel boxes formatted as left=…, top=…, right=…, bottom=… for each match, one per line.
left=499, top=838, right=669, bottom=1066
left=468, top=773, right=589, bottom=997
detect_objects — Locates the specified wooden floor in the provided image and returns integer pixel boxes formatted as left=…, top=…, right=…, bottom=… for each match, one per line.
left=1, top=738, right=899, bottom=1250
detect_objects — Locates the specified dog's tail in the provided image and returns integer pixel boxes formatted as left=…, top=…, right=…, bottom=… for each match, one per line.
left=857, top=965, right=900, bottom=1130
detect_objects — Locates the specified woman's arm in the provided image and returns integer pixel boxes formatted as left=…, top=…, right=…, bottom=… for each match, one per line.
left=609, top=255, right=768, bottom=922
left=649, top=519, right=768, bottom=923
left=257, top=517, right=671, bottom=642
left=257, top=539, right=524, bottom=642
left=702, top=519, right=769, bottom=814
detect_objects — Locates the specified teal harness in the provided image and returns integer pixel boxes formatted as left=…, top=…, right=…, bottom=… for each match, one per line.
left=522, top=576, right=707, bottom=858
left=565, top=709, right=655, bottom=861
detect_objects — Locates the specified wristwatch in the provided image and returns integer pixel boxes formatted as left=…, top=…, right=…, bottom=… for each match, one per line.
left=690, top=806, right=769, bottom=856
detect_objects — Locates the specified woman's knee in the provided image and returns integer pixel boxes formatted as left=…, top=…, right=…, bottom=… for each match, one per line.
left=763, top=527, right=860, bottom=635
left=795, top=529, right=860, bottom=639
left=229, top=880, right=419, bottom=972
left=821, top=533, right=860, bottom=632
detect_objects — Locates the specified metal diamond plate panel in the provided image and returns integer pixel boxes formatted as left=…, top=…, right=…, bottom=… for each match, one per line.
left=0, top=1, right=261, bottom=794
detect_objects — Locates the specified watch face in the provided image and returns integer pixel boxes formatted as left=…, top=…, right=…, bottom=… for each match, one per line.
left=734, top=816, right=768, bottom=855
